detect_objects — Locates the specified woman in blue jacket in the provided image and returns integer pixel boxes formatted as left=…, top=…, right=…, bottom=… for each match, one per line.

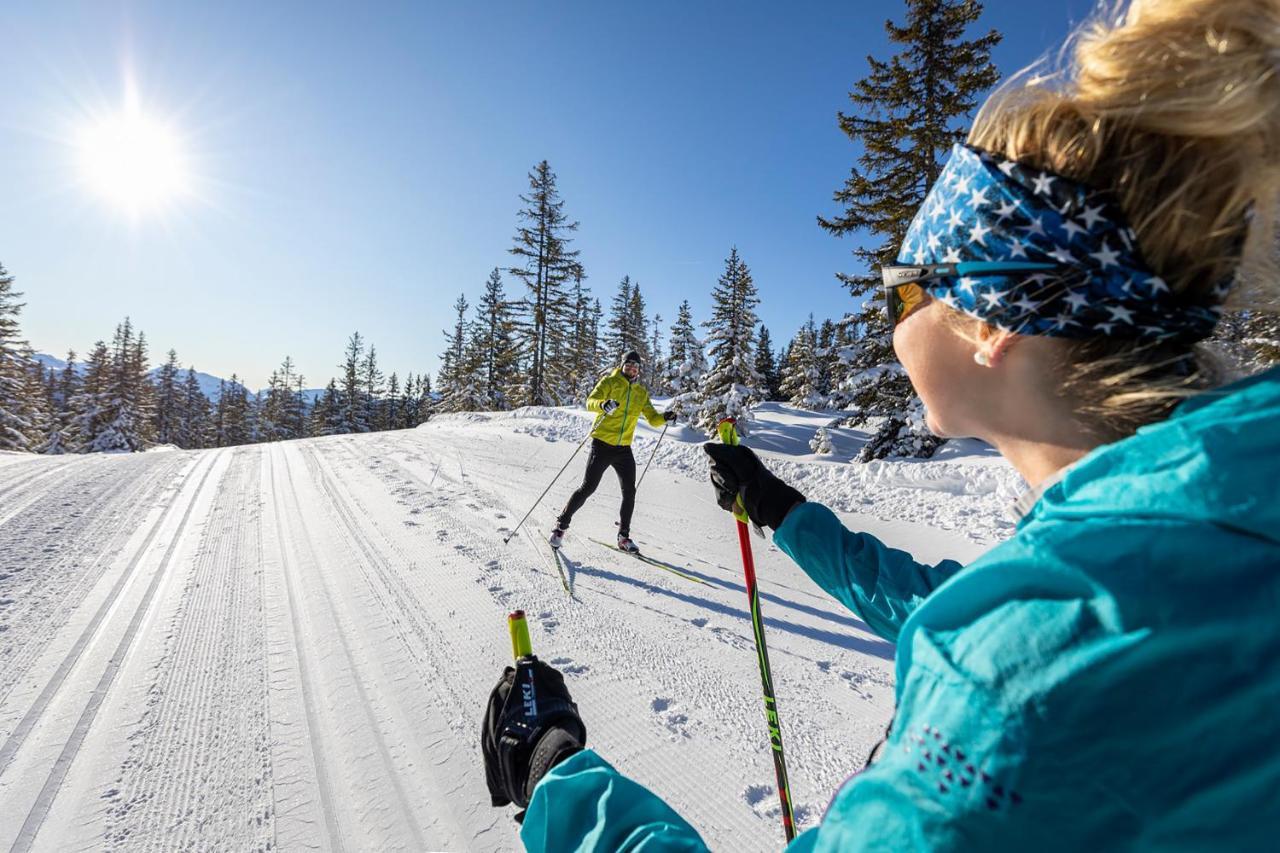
left=481, top=0, right=1280, bottom=848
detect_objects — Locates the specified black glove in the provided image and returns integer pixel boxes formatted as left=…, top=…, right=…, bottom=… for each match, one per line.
left=602, top=399, right=619, bottom=414
left=663, top=410, right=677, bottom=423
left=703, top=443, right=806, bottom=530
left=482, top=657, right=586, bottom=810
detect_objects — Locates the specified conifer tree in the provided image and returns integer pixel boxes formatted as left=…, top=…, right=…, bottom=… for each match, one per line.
left=754, top=325, right=781, bottom=401
left=46, top=350, right=82, bottom=454
left=508, top=160, right=580, bottom=406
left=780, top=317, right=827, bottom=410
left=154, top=349, right=183, bottom=445
left=362, top=344, right=385, bottom=429
left=695, top=248, right=764, bottom=433
left=437, top=294, right=472, bottom=412
left=90, top=319, right=153, bottom=452
left=311, top=379, right=343, bottom=436
left=664, top=300, right=707, bottom=419
left=819, top=0, right=1000, bottom=458
left=21, top=356, right=54, bottom=452
left=606, top=276, right=651, bottom=366
left=0, top=262, right=33, bottom=452
left=339, top=332, right=367, bottom=433
left=70, top=341, right=110, bottom=451
left=180, top=367, right=211, bottom=448
left=216, top=374, right=251, bottom=447
left=567, top=270, right=600, bottom=400
left=475, top=268, right=518, bottom=410
left=649, top=313, right=664, bottom=393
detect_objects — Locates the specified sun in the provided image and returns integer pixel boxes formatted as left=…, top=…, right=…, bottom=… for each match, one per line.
left=76, top=97, right=189, bottom=216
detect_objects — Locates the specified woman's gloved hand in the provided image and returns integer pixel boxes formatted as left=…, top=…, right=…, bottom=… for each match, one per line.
left=703, top=443, right=806, bottom=530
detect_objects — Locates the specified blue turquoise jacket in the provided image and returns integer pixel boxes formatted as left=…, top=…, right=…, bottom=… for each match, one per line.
left=521, top=367, right=1280, bottom=851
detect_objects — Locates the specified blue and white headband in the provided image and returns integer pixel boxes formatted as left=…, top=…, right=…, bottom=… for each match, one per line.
left=898, top=143, right=1227, bottom=342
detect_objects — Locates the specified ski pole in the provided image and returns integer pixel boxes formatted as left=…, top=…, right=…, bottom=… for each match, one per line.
left=508, top=609, right=534, bottom=660
left=503, top=413, right=603, bottom=545
left=635, top=421, right=670, bottom=493
left=716, top=418, right=796, bottom=844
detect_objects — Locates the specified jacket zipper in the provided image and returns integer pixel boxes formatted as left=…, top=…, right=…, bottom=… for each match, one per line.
left=617, top=380, right=632, bottom=444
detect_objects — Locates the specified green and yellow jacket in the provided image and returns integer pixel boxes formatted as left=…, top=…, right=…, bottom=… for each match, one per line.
left=585, top=369, right=664, bottom=446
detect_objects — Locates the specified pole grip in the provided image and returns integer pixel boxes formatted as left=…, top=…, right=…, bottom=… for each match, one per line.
left=716, top=418, right=751, bottom=524
left=508, top=610, right=533, bottom=660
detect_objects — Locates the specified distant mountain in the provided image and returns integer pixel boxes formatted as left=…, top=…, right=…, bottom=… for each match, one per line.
left=35, top=353, right=325, bottom=405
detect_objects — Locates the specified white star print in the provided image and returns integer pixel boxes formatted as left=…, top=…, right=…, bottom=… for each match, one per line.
left=913, top=247, right=928, bottom=265
left=954, top=174, right=972, bottom=194
left=926, top=231, right=942, bottom=253
left=998, top=160, right=1017, bottom=177
left=1012, top=296, right=1039, bottom=313
left=1096, top=321, right=1116, bottom=335
left=1052, top=312, right=1078, bottom=330
left=1061, top=219, right=1088, bottom=242
left=1090, top=241, right=1121, bottom=270
left=1106, top=304, right=1135, bottom=324
left=1146, top=276, right=1169, bottom=294
left=956, top=276, right=977, bottom=295
left=1008, top=237, right=1029, bottom=258
left=969, top=220, right=992, bottom=246
left=941, top=248, right=963, bottom=264
left=981, top=290, right=1003, bottom=309
left=994, top=200, right=1020, bottom=222
left=938, top=292, right=959, bottom=308
left=1064, top=291, right=1089, bottom=312
left=1080, top=204, right=1107, bottom=230
left=947, top=209, right=966, bottom=230
left=1032, top=172, right=1056, bottom=195
left=968, top=187, right=990, bottom=209
left=1048, top=247, right=1075, bottom=264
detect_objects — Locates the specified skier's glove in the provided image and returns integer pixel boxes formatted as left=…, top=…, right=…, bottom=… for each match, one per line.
left=481, top=657, right=586, bottom=811
left=601, top=399, right=619, bottom=414
left=703, top=443, right=806, bottom=531
left=663, top=410, right=677, bottom=423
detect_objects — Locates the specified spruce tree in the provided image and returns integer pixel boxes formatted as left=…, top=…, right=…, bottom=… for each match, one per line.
left=779, top=317, right=827, bottom=410
left=90, top=319, right=153, bottom=452
left=311, top=379, right=343, bottom=436
left=339, top=332, right=367, bottom=433
left=362, top=344, right=385, bottom=430
left=71, top=341, right=110, bottom=451
left=180, top=366, right=211, bottom=448
left=475, top=268, right=518, bottom=410
left=664, top=300, right=707, bottom=419
left=437, top=294, right=471, bottom=412
left=0, top=262, right=33, bottom=452
left=216, top=375, right=251, bottom=447
left=695, top=248, right=764, bottom=433
left=154, top=349, right=183, bottom=445
left=508, top=160, right=580, bottom=406
left=754, top=325, right=781, bottom=401
left=567, top=270, right=600, bottom=400
left=649, top=313, right=664, bottom=393
left=819, top=0, right=1000, bottom=458
left=46, top=350, right=82, bottom=454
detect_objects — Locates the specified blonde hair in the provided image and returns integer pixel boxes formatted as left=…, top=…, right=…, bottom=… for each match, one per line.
left=966, top=0, right=1280, bottom=438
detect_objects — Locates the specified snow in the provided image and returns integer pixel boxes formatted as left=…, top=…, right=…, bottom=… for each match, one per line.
left=0, top=402, right=1018, bottom=850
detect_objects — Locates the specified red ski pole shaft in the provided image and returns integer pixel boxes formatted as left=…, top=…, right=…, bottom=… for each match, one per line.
left=717, top=418, right=797, bottom=843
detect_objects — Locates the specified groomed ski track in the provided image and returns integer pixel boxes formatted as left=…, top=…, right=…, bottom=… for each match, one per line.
left=0, top=409, right=994, bottom=850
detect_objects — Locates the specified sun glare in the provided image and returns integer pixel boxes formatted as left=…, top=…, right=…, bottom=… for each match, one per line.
left=77, top=99, right=189, bottom=216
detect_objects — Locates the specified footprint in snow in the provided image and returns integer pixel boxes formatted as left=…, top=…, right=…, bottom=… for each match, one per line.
left=549, top=656, right=590, bottom=676
left=690, top=617, right=709, bottom=628
left=650, top=697, right=691, bottom=739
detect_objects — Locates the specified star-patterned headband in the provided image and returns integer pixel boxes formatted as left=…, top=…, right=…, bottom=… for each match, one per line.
left=897, top=143, right=1226, bottom=342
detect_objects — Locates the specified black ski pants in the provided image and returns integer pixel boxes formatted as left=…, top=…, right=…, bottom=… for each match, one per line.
left=557, top=439, right=636, bottom=537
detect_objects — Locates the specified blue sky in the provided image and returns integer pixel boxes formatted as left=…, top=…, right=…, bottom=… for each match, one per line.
left=0, top=0, right=1094, bottom=388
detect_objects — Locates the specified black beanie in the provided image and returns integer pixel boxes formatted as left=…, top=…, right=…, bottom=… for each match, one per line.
left=621, top=350, right=642, bottom=368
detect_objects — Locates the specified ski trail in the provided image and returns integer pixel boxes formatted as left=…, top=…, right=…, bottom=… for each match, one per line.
left=265, top=445, right=347, bottom=853
left=0, top=453, right=189, bottom=712
left=100, top=448, right=274, bottom=850
left=5, top=450, right=223, bottom=853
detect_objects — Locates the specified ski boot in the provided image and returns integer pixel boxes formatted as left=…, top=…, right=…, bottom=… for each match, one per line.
left=616, top=534, right=640, bottom=554
left=549, top=527, right=566, bottom=549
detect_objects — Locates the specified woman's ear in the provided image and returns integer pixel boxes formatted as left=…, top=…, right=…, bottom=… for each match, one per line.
left=974, top=324, right=1018, bottom=367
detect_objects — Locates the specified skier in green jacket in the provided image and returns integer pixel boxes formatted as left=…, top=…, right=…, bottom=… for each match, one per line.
left=550, top=350, right=674, bottom=553
left=483, top=0, right=1280, bottom=848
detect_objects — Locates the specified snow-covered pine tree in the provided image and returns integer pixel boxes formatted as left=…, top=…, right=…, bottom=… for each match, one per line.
left=216, top=375, right=251, bottom=447
left=44, top=350, right=82, bottom=454
left=475, top=268, right=518, bottom=410
left=694, top=248, right=764, bottom=433
left=606, top=275, right=651, bottom=367
left=567, top=270, right=600, bottom=401
left=90, top=319, right=154, bottom=452
left=507, top=161, right=580, bottom=406
left=0, top=261, right=34, bottom=452
left=362, top=344, right=386, bottom=430
left=754, top=325, right=781, bottom=401
left=153, top=349, right=183, bottom=445
left=663, top=300, right=707, bottom=419
left=649, top=313, right=664, bottom=394
left=310, top=379, right=342, bottom=437
left=437, top=294, right=473, bottom=413
left=816, top=318, right=837, bottom=397
left=779, top=316, right=827, bottom=410
left=819, top=0, right=1000, bottom=460
left=69, top=342, right=110, bottom=451
left=21, top=355, right=54, bottom=452
left=339, top=332, right=367, bottom=434
left=180, top=367, right=211, bottom=448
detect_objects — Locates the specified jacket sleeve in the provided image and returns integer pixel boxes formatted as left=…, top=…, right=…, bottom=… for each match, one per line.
left=772, top=502, right=964, bottom=643
left=520, top=749, right=710, bottom=852
left=641, top=395, right=665, bottom=428
left=585, top=376, right=612, bottom=414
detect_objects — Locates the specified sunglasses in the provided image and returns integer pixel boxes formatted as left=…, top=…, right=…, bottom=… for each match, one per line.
left=880, top=261, right=1062, bottom=328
